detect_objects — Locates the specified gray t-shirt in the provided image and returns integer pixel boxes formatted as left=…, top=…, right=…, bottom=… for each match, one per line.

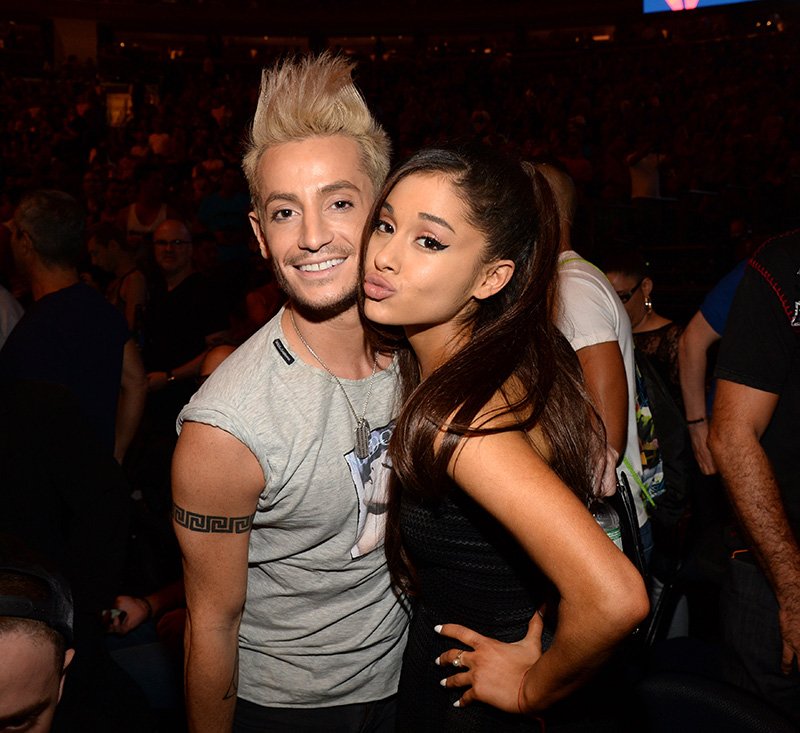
left=178, top=309, right=408, bottom=708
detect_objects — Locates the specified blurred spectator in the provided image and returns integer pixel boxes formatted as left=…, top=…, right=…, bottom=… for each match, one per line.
left=626, top=133, right=668, bottom=200
left=142, top=218, right=226, bottom=398
left=88, top=221, right=148, bottom=335
left=0, top=539, right=76, bottom=733
left=0, top=283, right=23, bottom=349
left=98, top=179, right=134, bottom=226
left=678, top=260, right=747, bottom=475
left=197, top=163, right=251, bottom=265
left=710, top=232, right=800, bottom=726
left=0, top=190, right=146, bottom=462
left=604, top=247, right=684, bottom=408
left=115, top=163, right=179, bottom=250
left=131, top=218, right=226, bottom=519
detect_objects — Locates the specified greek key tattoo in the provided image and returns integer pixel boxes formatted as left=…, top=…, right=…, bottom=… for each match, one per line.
left=172, top=503, right=254, bottom=533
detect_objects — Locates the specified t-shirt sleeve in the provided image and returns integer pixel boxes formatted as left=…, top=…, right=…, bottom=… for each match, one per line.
left=557, top=271, right=619, bottom=352
left=700, top=260, right=747, bottom=336
left=177, top=359, right=270, bottom=482
left=714, top=265, right=793, bottom=395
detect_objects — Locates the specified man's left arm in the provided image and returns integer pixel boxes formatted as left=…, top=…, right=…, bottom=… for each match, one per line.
left=115, top=338, right=147, bottom=463
left=678, top=311, right=721, bottom=474
left=709, top=380, right=800, bottom=674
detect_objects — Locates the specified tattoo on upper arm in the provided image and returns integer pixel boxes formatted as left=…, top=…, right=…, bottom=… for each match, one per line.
left=172, top=503, right=254, bottom=533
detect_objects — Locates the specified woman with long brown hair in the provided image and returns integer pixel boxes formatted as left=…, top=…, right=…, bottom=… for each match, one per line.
left=360, top=145, right=648, bottom=729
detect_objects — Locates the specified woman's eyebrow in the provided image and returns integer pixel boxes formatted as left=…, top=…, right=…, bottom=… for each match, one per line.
left=419, top=212, right=455, bottom=233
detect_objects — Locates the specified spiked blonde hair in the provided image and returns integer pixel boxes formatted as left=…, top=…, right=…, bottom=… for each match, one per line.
left=242, top=53, right=390, bottom=218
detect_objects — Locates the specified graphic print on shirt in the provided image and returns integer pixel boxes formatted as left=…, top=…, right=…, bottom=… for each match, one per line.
left=345, top=421, right=394, bottom=558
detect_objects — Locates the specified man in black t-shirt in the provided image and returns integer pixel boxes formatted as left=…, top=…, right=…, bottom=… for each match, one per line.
left=141, top=219, right=227, bottom=428
left=133, top=219, right=227, bottom=518
left=0, top=190, right=146, bottom=462
left=709, top=232, right=800, bottom=725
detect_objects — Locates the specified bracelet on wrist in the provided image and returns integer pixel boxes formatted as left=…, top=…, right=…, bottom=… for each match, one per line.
left=686, top=417, right=705, bottom=425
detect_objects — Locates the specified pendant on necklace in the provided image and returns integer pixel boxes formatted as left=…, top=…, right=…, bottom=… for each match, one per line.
left=355, top=418, right=371, bottom=459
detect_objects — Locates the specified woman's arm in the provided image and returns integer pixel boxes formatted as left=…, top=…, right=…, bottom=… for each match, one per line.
left=439, top=428, right=649, bottom=713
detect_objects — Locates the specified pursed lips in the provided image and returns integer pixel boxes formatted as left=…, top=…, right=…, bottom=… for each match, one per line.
left=363, top=272, right=395, bottom=300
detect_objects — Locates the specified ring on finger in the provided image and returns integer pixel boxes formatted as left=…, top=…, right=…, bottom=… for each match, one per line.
left=453, top=651, right=465, bottom=668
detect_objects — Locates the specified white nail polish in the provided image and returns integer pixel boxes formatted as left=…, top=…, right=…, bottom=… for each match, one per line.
left=434, top=624, right=442, bottom=633
left=439, top=678, right=447, bottom=687
left=453, top=699, right=461, bottom=708
left=434, top=656, right=441, bottom=666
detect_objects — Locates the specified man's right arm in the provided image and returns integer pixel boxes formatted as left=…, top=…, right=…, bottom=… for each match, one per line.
left=678, top=311, right=720, bottom=474
left=709, top=380, right=800, bottom=674
left=172, top=421, right=265, bottom=733
left=576, top=340, right=628, bottom=457
left=556, top=269, right=628, bottom=494
left=575, top=340, right=628, bottom=497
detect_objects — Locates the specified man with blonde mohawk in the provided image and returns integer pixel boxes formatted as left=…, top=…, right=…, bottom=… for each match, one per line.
left=172, top=54, right=407, bottom=732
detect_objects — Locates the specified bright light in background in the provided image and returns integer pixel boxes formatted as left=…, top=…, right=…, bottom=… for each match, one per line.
left=644, top=0, right=759, bottom=12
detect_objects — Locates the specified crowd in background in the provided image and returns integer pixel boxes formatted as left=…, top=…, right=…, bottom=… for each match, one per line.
left=1, top=20, right=799, bottom=295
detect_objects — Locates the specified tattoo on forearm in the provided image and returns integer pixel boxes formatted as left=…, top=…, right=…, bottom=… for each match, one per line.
left=172, top=503, right=254, bottom=533
left=223, top=649, right=239, bottom=700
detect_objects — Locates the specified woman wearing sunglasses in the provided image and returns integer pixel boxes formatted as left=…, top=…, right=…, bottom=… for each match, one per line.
left=604, top=248, right=683, bottom=408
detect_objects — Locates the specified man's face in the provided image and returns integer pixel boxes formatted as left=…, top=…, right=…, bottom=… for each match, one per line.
left=153, top=221, right=193, bottom=278
left=0, top=631, right=73, bottom=733
left=8, top=216, right=31, bottom=274
left=250, top=135, right=375, bottom=318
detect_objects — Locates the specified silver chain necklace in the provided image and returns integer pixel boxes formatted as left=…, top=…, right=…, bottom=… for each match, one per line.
left=289, top=310, right=379, bottom=459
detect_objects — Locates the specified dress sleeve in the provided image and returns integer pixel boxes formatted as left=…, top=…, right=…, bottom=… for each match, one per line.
left=662, top=322, right=683, bottom=393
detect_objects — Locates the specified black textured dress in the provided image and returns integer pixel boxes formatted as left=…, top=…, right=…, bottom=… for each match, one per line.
left=396, top=487, right=553, bottom=731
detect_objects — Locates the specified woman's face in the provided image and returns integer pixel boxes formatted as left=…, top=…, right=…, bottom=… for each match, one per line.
left=605, top=270, right=648, bottom=326
left=363, top=172, right=509, bottom=342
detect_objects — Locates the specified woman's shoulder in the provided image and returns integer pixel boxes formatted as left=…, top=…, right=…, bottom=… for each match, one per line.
left=663, top=320, right=684, bottom=340
left=635, top=318, right=679, bottom=351
left=461, top=378, right=527, bottom=428
left=450, top=380, right=551, bottom=459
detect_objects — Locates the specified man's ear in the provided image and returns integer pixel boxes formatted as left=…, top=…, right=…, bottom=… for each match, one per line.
left=473, top=260, right=515, bottom=300
left=248, top=213, right=269, bottom=260
left=58, top=648, right=76, bottom=702
left=17, top=230, right=34, bottom=257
